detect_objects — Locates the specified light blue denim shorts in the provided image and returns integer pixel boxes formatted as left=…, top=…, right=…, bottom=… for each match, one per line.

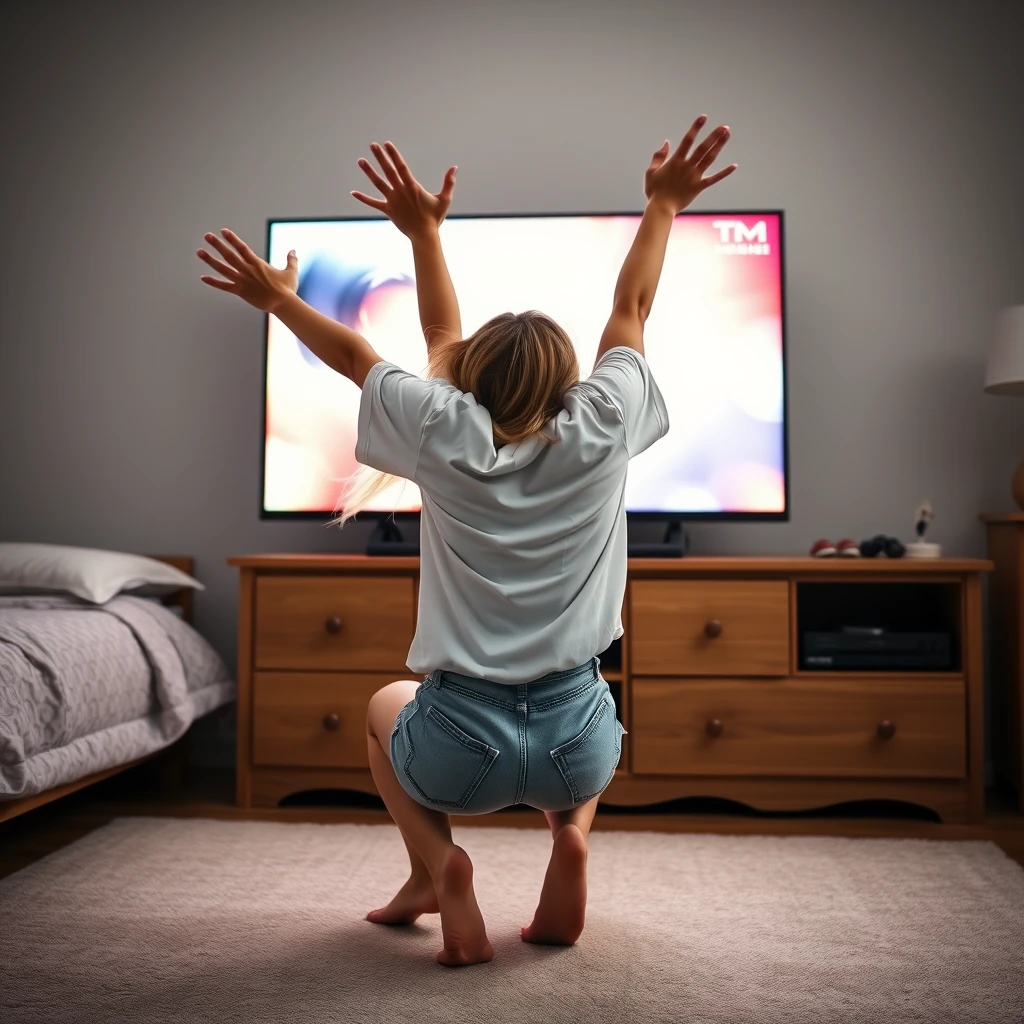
left=389, top=656, right=626, bottom=814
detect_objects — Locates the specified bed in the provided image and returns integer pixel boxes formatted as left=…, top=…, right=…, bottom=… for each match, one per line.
left=0, top=555, right=235, bottom=823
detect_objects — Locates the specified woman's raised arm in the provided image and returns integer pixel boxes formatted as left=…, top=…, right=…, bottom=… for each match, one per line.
left=593, top=116, right=736, bottom=371
left=197, top=228, right=382, bottom=387
left=353, top=142, right=462, bottom=354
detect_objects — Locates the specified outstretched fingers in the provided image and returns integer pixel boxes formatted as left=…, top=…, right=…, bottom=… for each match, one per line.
left=199, top=274, right=236, bottom=293
left=674, top=114, right=708, bottom=160
left=221, top=228, right=259, bottom=265
left=357, top=157, right=391, bottom=196
left=196, top=247, right=237, bottom=281
left=203, top=232, right=248, bottom=273
left=649, top=141, right=670, bottom=170
left=369, top=142, right=402, bottom=188
left=692, top=126, right=731, bottom=171
left=383, top=141, right=413, bottom=184
left=351, top=190, right=388, bottom=212
left=436, top=165, right=457, bottom=204
left=701, top=163, right=738, bottom=189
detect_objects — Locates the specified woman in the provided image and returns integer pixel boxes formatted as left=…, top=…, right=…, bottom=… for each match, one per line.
left=197, top=115, right=736, bottom=967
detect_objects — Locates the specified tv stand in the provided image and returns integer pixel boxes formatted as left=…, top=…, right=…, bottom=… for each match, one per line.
left=628, top=520, right=688, bottom=558
left=228, top=553, right=990, bottom=824
left=366, top=518, right=420, bottom=556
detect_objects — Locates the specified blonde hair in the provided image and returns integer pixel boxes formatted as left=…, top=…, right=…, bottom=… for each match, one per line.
left=330, top=311, right=580, bottom=527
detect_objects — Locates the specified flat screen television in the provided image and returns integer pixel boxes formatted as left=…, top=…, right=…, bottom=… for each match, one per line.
left=262, top=211, right=787, bottom=531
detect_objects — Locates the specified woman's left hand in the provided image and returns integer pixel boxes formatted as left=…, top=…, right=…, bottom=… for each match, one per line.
left=197, top=228, right=297, bottom=312
left=352, top=141, right=456, bottom=240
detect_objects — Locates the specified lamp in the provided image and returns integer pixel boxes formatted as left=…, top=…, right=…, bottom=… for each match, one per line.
left=985, top=305, right=1024, bottom=509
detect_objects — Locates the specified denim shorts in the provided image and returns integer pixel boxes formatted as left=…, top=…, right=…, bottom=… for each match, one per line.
left=389, top=656, right=627, bottom=815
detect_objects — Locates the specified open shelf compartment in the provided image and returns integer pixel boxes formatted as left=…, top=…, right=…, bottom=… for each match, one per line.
left=795, top=580, right=962, bottom=674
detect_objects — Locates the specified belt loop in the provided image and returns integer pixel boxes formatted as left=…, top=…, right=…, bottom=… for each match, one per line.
left=592, top=655, right=600, bottom=679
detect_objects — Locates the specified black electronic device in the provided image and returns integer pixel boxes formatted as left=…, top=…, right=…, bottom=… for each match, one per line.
left=366, top=519, right=420, bottom=556
left=801, top=627, right=953, bottom=671
left=627, top=521, right=688, bottom=558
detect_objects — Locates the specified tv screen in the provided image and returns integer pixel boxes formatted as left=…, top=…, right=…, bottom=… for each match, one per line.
left=263, top=211, right=787, bottom=520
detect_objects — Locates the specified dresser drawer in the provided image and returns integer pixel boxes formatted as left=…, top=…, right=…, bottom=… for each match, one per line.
left=631, top=580, right=789, bottom=676
left=631, top=676, right=966, bottom=778
left=255, top=575, right=414, bottom=671
left=253, top=672, right=397, bottom=769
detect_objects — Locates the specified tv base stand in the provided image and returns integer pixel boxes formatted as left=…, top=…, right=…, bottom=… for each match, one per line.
left=366, top=518, right=419, bottom=556
left=628, top=520, right=687, bottom=558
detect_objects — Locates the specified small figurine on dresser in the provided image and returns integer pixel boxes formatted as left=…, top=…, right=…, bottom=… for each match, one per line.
left=906, top=500, right=941, bottom=557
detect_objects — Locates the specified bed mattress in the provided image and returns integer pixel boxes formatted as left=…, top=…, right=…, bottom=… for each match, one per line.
left=0, top=594, right=235, bottom=799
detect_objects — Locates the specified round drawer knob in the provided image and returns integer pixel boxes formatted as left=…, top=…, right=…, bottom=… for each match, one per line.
left=877, top=720, right=896, bottom=740
left=704, top=619, right=723, bottom=639
left=323, top=713, right=340, bottom=731
left=324, top=616, right=342, bottom=635
left=706, top=718, right=724, bottom=738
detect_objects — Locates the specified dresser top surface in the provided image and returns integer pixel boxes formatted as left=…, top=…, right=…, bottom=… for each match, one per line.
left=228, top=554, right=992, bottom=575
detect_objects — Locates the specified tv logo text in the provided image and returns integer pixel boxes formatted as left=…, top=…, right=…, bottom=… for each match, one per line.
left=711, top=219, right=771, bottom=256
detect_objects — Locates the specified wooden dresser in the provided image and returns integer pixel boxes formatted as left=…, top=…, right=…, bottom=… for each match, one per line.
left=982, top=514, right=1024, bottom=809
left=229, top=555, right=990, bottom=824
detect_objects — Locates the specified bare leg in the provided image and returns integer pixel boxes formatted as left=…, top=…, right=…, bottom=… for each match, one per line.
left=521, top=795, right=600, bottom=945
left=362, top=680, right=438, bottom=923
left=364, top=805, right=440, bottom=925
left=365, top=681, right=493, bottom=966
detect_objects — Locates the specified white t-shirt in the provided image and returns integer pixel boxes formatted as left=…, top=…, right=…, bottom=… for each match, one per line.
left=356, top=346, right=669, bottom=684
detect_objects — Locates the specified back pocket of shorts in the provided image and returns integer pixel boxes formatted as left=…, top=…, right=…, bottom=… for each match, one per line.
left=550, top=697, right=624, bottom=804
left=404, top=705, right=499, bottom=809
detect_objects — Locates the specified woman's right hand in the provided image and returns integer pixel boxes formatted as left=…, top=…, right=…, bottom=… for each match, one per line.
left=351, top=141, right=457, bottom=241
left=643, top=115, right=737, bottom=212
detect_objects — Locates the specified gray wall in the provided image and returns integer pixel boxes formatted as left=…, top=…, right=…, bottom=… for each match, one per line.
left=2, top=0, right=1022, bottom=769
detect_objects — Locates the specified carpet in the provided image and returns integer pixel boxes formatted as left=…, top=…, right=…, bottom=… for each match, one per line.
left=1, top=817, right=1023, bottom=1024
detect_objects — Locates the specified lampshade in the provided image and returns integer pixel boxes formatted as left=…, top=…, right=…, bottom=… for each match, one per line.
left=985, top=305, right=1024, bottom=395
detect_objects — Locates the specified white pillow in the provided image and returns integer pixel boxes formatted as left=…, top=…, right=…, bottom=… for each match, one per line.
left=0, top=543, right=205, bottom=604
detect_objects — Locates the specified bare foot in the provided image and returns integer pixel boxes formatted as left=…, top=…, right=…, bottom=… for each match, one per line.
left=433, top=845, right=494, bottom=967
left=521, top=823, right=588, bottom=945
left=365, top=874, right=439, bottom=925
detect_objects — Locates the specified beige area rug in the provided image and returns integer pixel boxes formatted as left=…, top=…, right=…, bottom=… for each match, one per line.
left=1, top=818, right=1023, bottom=1024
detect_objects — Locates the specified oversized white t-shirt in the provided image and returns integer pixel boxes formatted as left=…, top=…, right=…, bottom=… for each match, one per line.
left=355, top=346, right=669, bottom=684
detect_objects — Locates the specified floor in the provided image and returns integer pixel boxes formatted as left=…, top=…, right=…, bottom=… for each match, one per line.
left=7, top=814, right=1023, bottom=1024
left=3, top=759, right=1023, bottom=880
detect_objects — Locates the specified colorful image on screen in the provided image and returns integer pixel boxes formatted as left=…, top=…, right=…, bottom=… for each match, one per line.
left=264, top=213, right=785, bottom=516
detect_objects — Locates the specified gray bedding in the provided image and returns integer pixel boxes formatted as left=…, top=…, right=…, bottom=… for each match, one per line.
left=0, top=594, right=235, bottom=800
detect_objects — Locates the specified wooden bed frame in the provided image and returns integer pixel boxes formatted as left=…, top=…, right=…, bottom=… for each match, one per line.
left=0, top=556, right=199, bottom=825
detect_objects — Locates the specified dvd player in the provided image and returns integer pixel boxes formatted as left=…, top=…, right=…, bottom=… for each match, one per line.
left=802, top=628, right=953, bottom=671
